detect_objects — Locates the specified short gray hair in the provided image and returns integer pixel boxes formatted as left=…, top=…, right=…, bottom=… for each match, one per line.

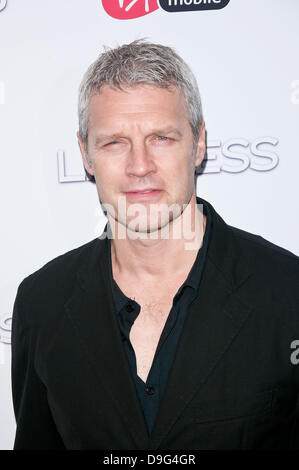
left=78, top=38, right=204, bottom=183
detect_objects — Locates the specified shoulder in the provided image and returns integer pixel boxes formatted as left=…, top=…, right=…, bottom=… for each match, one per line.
left=228, top=224, right=299, bottom=282
left=224, top=225, right=299, bottom=330
left=16, top=237, right=103, bottom=303
left=203, top=196, right=299, bottom=281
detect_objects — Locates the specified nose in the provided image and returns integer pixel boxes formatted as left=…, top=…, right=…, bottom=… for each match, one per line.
left=125, top=140, right=157, bottom=178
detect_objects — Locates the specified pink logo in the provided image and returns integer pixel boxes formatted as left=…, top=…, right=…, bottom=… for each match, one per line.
left=102, top=0, right=159, bottom=20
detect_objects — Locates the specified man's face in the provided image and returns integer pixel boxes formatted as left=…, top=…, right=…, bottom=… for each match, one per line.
left=78, top=83, right=205, bottom=234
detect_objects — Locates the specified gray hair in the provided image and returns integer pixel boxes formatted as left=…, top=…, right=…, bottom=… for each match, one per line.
left=78, top=38, right=204, bottom=183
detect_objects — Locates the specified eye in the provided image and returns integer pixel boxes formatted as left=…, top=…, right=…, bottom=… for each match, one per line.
left=156, top=135, right=169, bottom=141
left=103, top=141, right=122, bottom=148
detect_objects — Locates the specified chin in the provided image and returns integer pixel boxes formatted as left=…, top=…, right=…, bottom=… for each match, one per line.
left=130, top=215, right=176, bottom=237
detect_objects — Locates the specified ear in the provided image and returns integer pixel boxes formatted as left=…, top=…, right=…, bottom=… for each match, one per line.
left=194, top=120, right=206, bottom=168
left=77, top=131, right=95, bottom=177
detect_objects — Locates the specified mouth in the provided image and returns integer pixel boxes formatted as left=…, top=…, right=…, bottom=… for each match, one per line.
left=122, top=189, right=163, bottom=201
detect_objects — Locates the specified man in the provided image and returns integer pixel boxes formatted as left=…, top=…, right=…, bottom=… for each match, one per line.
left=11, top=39, right=299, bottom=450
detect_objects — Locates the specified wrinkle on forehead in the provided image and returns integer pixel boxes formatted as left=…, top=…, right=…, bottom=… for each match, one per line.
left=88, top=84, right=189, bottom=135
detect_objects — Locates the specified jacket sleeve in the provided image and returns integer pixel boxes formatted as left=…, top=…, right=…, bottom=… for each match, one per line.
left=11, top=280, right=66, bottom=449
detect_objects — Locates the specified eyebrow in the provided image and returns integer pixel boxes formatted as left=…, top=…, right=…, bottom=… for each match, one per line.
left=93, top=127, right=183, bottom=147
left=94, top=134, right=122, bottom=147
left=153, top=127, right=183, bottom=138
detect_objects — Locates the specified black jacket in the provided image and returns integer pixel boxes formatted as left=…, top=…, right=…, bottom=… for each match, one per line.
left=11, top=197, right=299, bottom=449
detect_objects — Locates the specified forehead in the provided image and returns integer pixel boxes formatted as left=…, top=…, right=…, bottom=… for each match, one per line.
left=87, top=84, right=189, bottom=130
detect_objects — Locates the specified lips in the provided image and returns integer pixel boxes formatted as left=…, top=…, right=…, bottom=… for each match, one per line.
left=125, top=189, right=159, bottom=194
left=122, top=189, right=163, bottom=201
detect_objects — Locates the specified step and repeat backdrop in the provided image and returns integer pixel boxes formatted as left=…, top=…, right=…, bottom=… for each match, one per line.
left=0, top=0, right=298, bottom=450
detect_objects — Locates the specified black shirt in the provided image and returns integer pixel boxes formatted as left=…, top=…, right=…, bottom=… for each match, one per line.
left=107, top=197, right=213, bottom=434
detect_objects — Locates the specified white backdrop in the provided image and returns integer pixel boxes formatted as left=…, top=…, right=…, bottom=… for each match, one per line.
left=0, top=0, right=298, bottom=450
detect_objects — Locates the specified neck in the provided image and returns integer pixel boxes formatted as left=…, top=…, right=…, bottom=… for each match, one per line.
left=108, top=193, right=206, bottom=282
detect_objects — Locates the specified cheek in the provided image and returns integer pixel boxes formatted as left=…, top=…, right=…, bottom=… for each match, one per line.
left=165, top=152, right=194, bottom=179
left=94, top=161, right=127, bottom=204
left=94, top=159, right=115, bottom=183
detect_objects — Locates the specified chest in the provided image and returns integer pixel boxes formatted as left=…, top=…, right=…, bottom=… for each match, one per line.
left=115, top=277, right=182, bottom=383
left=113, top=271, right=190, bottom=382
left=129, top=297, right=174, bottom=383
